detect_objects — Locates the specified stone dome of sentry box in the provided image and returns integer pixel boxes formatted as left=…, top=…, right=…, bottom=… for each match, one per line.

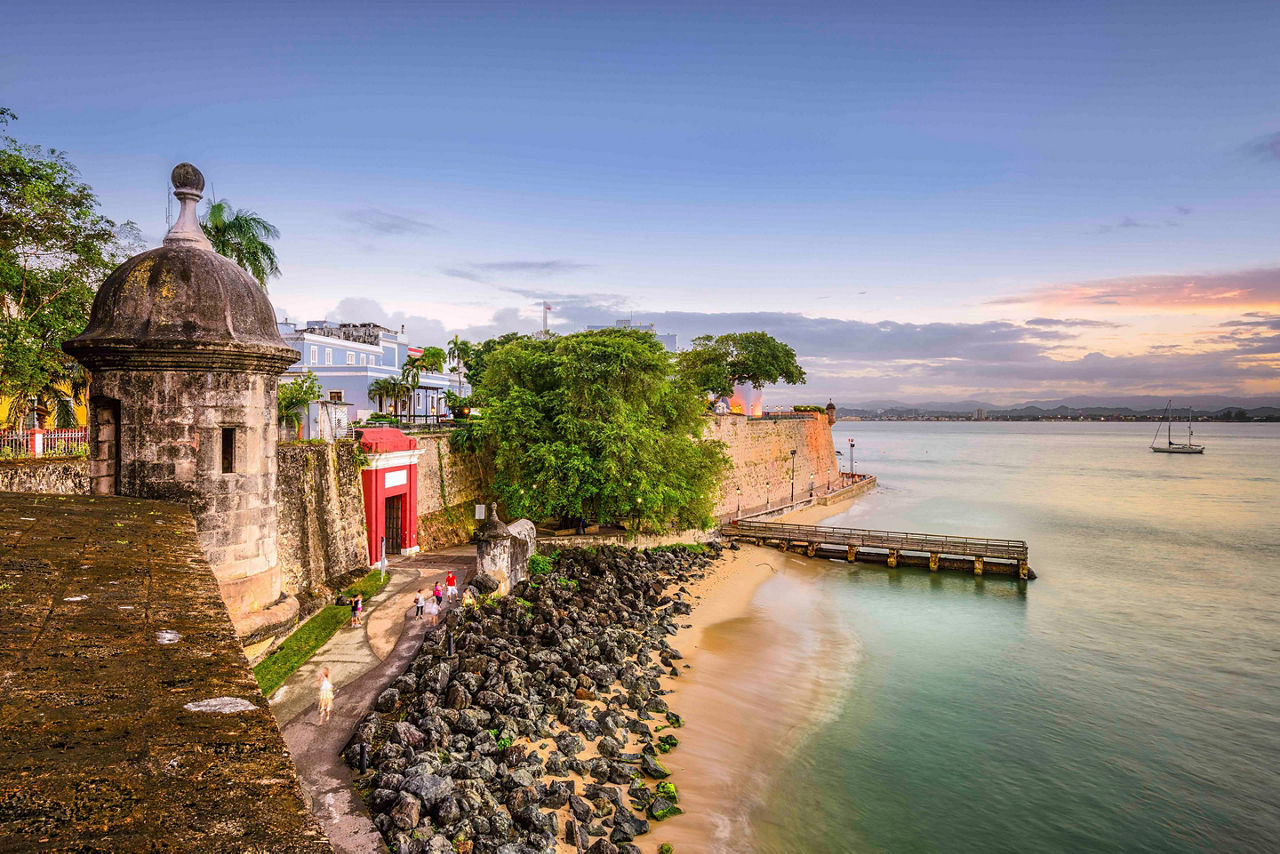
left=64, top=164, right=296, bottom=372
left=64, top=164, right=301, bottom=644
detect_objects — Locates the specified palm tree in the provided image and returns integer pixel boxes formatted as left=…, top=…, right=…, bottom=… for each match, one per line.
left=368, top=377, right=408, bottom=417
left=446, top=336, right=474, bottom=394
left=7, top=360, right=89, bottom=429
left=400, top=347, right=446, bottom=420
left=200, top=198, right=281, bottom=288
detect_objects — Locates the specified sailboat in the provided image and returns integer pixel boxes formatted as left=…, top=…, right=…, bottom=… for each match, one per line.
left=1150, top=400, right=1205, bottom=454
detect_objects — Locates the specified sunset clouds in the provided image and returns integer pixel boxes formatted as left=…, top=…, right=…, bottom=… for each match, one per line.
left=991, top=267, right=1280, bottom=311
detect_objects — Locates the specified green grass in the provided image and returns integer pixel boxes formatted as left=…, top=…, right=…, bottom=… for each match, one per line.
left=252, top=569, right=391, bottom=696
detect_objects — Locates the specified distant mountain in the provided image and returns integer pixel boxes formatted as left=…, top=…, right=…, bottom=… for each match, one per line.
left=837, top=394, right=1280, bottom=414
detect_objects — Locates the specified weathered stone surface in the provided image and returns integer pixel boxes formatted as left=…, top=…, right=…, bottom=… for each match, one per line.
left=275, top=440, right=368, bottom=604
left=0, top=457, right=88, bottom=495
left=0, top=493, right=328, bottom=850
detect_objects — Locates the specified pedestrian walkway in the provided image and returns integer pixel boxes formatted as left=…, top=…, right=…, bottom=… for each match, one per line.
left=272, top=546, right=475, bottom=854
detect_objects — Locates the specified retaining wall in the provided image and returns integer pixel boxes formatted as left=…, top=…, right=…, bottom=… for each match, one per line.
left=0, top=456, right=89, bottom=494
left=414, top=433, right=486, bottom=550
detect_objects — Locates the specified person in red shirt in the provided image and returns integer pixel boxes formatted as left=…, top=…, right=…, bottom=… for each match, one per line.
left=445, top=571, right=458, bottom=604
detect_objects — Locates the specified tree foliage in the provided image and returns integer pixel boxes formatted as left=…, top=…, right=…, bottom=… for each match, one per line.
left=368, top=376, right=409, bottom=415
left=200, top=198, right=280, bottom=288
left=0, top=109, right=141, bottom=427
left=459, top=328, right=728, bottom=531
left=401, top=347, right=446, bottom=417
left=446, top=335, right=474, bottom=394
left=676, top=331, right=806, bottom=399
left=278, top=370, right=323, bottom=432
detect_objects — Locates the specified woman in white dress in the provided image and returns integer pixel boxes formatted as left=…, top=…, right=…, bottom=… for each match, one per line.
left=317, top=667, right=335, bottom=723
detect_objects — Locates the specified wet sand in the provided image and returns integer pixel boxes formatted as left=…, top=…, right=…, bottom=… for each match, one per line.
left=643, top=528, right=861, bottom=852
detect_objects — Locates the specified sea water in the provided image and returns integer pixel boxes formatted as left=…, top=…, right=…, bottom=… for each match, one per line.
left=731, top=421, right=1279, bottom=853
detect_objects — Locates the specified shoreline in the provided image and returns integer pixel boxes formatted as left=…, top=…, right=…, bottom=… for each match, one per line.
left=641, top=490, right=868, bottom=852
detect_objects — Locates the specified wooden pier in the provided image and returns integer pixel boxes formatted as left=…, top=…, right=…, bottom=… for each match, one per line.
left=721, top=519, right=1034, bottom=579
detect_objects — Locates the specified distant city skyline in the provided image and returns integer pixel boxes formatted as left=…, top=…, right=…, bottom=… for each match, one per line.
left=5, top=0, right=1279, bottom=403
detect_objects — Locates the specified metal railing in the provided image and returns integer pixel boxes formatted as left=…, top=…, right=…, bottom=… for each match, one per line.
left=0, top=428, right=89, bottom=459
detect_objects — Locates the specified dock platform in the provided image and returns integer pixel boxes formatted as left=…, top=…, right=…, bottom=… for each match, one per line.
left=721, top=519, right=1034, bottom=579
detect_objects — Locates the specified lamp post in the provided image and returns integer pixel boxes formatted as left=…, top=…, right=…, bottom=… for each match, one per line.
left=765, top=481, right=770, bottom=510
left=736, top=486, right=741, bottom=519
left=827, top=466, right=832, bottom=493
left=809, top=472, right=814, bottom=499
left=790, top=449, right=797, bottom=505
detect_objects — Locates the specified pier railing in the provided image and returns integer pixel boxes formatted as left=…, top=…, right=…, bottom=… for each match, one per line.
left=721, top=518, right=1033, bottom=578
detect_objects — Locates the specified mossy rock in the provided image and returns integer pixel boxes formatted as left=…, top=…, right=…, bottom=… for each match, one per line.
left=659, top=845, right=675, bottom=854
left=648, top=796, right=684, bottom=821
left=655, top=781, right=678, bottom=803
left=656, top=734, right=679, bottom=754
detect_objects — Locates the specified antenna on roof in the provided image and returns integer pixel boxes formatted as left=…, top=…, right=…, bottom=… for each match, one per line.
left=165, top=180, right=173, bottom=229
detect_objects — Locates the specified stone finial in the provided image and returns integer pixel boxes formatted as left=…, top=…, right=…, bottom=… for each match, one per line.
left=164, top=162, right=214, bottom=250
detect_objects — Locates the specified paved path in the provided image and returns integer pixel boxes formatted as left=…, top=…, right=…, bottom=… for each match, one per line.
left=274, top=547, right=475, bottom=854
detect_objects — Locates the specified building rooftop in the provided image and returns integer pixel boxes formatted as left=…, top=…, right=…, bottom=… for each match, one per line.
left=0, top=492, right=329, bottom=851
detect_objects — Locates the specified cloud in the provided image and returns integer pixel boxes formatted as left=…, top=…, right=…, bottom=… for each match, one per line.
left=1243, top=131, right=1280, bottom=162
left=991, top=266, right=1280, bottom=309
left=341, top=208, right=437, bottom=236
left=1176, top=206, right=1193, bottom=215
left=1024, top=317, right=1123, bottom=329
left=314, top=295, right=1279, bottom=403
left=1091, top=215, right=1182, bottom=235
left=442, top=260, right=592, bottom=283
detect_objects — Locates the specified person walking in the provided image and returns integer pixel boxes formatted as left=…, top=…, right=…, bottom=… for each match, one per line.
left=349, top=593, right=360, bottom=628
left=424, top=595, right=439, bottom=623
left=353, top=593, right=364, bottom=627
left=414, top=589, right=426, bottom=619
left=317, top=667, right=334, bottom=723
left=432, top=582, right=443, bottom=606
left=445, top=571, right=458, bottom=604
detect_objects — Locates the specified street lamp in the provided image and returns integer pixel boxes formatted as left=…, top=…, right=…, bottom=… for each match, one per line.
left=736, top=486, right=741, bottom=519
left=809, top=472, right=814, bottom=499
left=827, top=466, right=832, bottom=493
left=790, top=449, right=797, bottom=504
left=765, top=481, right=770, bottom=510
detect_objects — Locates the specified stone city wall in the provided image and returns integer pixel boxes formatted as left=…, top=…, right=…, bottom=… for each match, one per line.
left=0, top=456, right=89, bottom=495
left=414, top=432, right=486, bottom=551
left=705, top=413, right=839, bottom=518
left=274, top=440, right=368, bottom=612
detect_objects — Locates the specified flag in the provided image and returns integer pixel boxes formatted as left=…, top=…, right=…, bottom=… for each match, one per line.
left=544, top=302, right=553, bottom=312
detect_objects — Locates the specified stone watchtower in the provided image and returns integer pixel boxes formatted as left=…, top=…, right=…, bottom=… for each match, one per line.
left=64, top=164, right=300, bottom=641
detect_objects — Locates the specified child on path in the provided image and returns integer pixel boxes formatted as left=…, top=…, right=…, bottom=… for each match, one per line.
left=353, top=593, right=364, bottom=627
left=414, top=589, right=426, bottom=619
left=432, top=582, right=443, bottom=606
left=445, top=571, right=458, bottom=604
left=349, top=593, right=360, bottom=627
left=317, top=667, right=334, bottom=723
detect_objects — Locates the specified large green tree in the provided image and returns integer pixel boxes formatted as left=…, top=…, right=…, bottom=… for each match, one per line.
left=0, top=109, right=141, bottom=427
left=460, top=328, right=727, bottom=531
left=200, top=198, right=280, bottom=288
left=676, top=331, right=807, bottom=400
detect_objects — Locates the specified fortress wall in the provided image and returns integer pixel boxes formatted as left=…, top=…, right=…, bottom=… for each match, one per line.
left=274, top=440, right=368, bottom=610
left=706, top=413, right=839, bottom=518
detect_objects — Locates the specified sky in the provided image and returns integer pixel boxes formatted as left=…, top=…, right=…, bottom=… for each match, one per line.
left=4, top=0, right=1279, bottom=405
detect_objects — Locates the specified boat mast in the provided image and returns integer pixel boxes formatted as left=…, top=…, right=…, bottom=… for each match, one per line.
left=1167, top=402, right=1173, bottom=445
left=1151, top=400, right=1170, bottom=448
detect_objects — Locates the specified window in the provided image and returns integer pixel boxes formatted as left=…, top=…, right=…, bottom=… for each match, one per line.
left=325, top=348, right=333, bottom=365
left=346, top=352, right=355, bottom=365
left=221, top=427, right=236, bottom=474
left=360, top=354, right=367, bottom=366
left=328, top=390, right=344, bottom=402
left=309, top=345, right=318, bottom=364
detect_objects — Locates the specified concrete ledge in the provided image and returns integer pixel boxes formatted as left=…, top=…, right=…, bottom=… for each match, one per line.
left=0, top=492, right=329, bottom=851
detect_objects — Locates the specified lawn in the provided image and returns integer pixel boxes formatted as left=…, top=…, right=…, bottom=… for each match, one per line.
left=252, top=568, right=390, bottom=696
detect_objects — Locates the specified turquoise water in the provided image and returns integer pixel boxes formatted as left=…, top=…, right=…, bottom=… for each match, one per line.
left=750, top=421, right=1280, bottom=853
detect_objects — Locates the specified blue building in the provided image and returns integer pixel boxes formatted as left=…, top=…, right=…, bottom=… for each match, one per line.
left=277, top=321, right=464, bottom=421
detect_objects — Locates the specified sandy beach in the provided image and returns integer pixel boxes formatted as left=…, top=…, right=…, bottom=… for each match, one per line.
left=636, top=491, right=869, bottom=853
